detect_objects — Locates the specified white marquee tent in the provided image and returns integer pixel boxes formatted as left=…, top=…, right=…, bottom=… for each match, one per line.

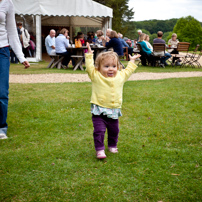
left=12, top=0, right=113, bottom=62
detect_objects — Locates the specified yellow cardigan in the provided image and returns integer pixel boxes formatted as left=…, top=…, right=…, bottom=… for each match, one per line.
left=85, top=53, right=138, bottom=109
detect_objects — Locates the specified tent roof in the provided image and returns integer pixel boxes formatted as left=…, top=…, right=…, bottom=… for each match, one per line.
left=12, top=0, right=113, bottom=18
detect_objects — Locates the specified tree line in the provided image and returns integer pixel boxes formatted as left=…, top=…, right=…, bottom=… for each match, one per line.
left=94, top=0, right=202, bottom=50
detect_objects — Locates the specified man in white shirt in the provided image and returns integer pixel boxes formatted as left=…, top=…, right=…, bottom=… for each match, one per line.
left=45, top=29, right=56, bottom=55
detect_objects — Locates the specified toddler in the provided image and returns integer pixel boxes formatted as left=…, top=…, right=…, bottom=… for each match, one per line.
left=85, top=42, right=141, bottom=159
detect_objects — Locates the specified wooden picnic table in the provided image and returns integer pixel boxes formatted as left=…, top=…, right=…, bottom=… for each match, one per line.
left=67, top=46, right=106, bottom=70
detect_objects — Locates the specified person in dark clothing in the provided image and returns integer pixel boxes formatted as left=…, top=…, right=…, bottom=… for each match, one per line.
left=105, top=31, right=123, bottom=56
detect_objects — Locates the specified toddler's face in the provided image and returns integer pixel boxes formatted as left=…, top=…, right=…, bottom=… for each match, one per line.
left=99, top=58, right=118, bottom=78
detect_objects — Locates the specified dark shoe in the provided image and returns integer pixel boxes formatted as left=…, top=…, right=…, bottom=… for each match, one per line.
left=164, top=62, right=169, bottom=66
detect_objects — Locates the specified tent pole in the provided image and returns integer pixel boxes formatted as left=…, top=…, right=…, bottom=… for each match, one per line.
left=36, top=15, right=42, bottom=61
left=70, top=17, right=73, bottom=41
left=109, top=17, right=112, bottom=29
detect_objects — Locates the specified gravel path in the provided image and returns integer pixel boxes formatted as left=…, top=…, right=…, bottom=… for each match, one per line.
left=9, top=72, right=202, bottom=83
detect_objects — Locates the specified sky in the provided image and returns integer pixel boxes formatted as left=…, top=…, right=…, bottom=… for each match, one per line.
left=128, top=0, right=202, bottom=22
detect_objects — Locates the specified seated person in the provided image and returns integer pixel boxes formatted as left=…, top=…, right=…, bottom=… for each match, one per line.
left=153, top=31, right=171, bottom=66
left=126, top=39, right=132, bottom=47
left=87, top=32, right=96, bottom=44
left=118, top=33, right=133, bottom=60
left=133, top=39, right=138, bottom=52
left=55, top=28, right=71, bottom=68
left=95, top=30, right=105, bottom=46
left=45, top=29, right=56, bottom=55
left=167, top=33, right=180, bottom=65
left=144, top=34, right=153, bottom=51
left=74, top=32, right=85, bottom=46
left=105, top=31, right=123, bottom=57
left=105, top=28, right=112, bottom=42
left=138, top=33, right=153, bottom=66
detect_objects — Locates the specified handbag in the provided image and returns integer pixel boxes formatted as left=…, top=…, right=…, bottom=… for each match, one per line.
left=75, top=39, right=82, bottom=48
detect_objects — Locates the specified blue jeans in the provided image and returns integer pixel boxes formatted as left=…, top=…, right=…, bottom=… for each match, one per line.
left=0, top=47, right=10, bottom=135
left=160, top=52, right=171, bottom=64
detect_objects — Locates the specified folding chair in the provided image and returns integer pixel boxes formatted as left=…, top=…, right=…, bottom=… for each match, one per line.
left=152, top=43, right=166, bottom=67
left=119, top=47, right=129, bottom=62
left=186, top=44, right=201, bottom=68
left=171, top=42, right=190, bottom=67
left=123, top=47, right=129, bottom=61
left=188, top=49, right=202, bottom=68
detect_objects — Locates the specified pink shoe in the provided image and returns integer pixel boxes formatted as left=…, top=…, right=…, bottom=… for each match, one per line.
left=96, top=150, right=106, bottom=159
left=108, top=147, right=118, bottom=153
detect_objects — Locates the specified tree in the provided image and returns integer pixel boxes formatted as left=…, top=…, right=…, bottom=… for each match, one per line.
left=173, top=16, right=202, bottom=50
left=93, top=0, right=134, bottom=35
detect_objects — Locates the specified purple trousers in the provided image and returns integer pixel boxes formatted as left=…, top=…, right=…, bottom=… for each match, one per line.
left=92, top=114, right=119, bottom=151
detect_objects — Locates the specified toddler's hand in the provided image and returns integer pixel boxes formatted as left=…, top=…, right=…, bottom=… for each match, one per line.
left=86, top=42, right=94, bottom=54
left=129, top=54, right=141, bottom=63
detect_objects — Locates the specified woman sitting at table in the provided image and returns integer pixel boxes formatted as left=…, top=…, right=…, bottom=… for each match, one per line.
left=74, top=32, right=85, bottom=46
left=167, top=33, right=180, bottom=65
left=138, top=33, right=153, bottom=66
left=87, top=32, right=96, bottom=44
left=144, top=34, right=153, bottom=51
left=55, top=28, right=71, bottom=68
left=105, top=31, right=123, bottom=57
left=95, top=30, right=105, bottom=46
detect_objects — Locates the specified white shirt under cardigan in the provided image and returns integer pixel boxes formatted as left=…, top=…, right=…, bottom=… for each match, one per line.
left=145, top=41, right=153, bottom=51
left=0, top=0, right=26, bottom=63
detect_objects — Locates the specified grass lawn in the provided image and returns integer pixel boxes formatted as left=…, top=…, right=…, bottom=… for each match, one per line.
left=9, top=60, right=202, bottom=75
left=0, top=78, right=202, bottom=201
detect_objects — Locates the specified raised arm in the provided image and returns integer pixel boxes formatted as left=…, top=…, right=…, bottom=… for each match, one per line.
left=85, top=42, right=96, bottom=80
left=120, top=54, right=141, bottom=81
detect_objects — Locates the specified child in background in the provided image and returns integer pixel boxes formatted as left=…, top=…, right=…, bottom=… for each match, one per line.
left=85, top=42, right=141, bottom=159
left=95, top=30, right=105, bottom=46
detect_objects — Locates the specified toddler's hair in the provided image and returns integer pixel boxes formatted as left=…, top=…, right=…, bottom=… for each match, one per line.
left=95, top=51, right=122, bottom=71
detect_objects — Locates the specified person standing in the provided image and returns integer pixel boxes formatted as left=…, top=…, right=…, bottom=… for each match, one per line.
left=0, top=0, right=30, bottom=139
left=17, top=22, right=30, bottom=57
left=85, top=42, right=141, bottom=159
left=45, top=29, right=56, bottom=55
left=137, top=29, right=142, bottom=41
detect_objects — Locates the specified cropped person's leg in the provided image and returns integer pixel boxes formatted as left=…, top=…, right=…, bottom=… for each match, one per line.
left=0, top=47, right=10, bottom=138
left=92, top=114, right=107, bottom=151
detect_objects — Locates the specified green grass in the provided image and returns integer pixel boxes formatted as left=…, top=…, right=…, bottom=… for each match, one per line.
left=10, top=60, right=202, bottom=75
left=0, top=78, right=202, bottom=201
